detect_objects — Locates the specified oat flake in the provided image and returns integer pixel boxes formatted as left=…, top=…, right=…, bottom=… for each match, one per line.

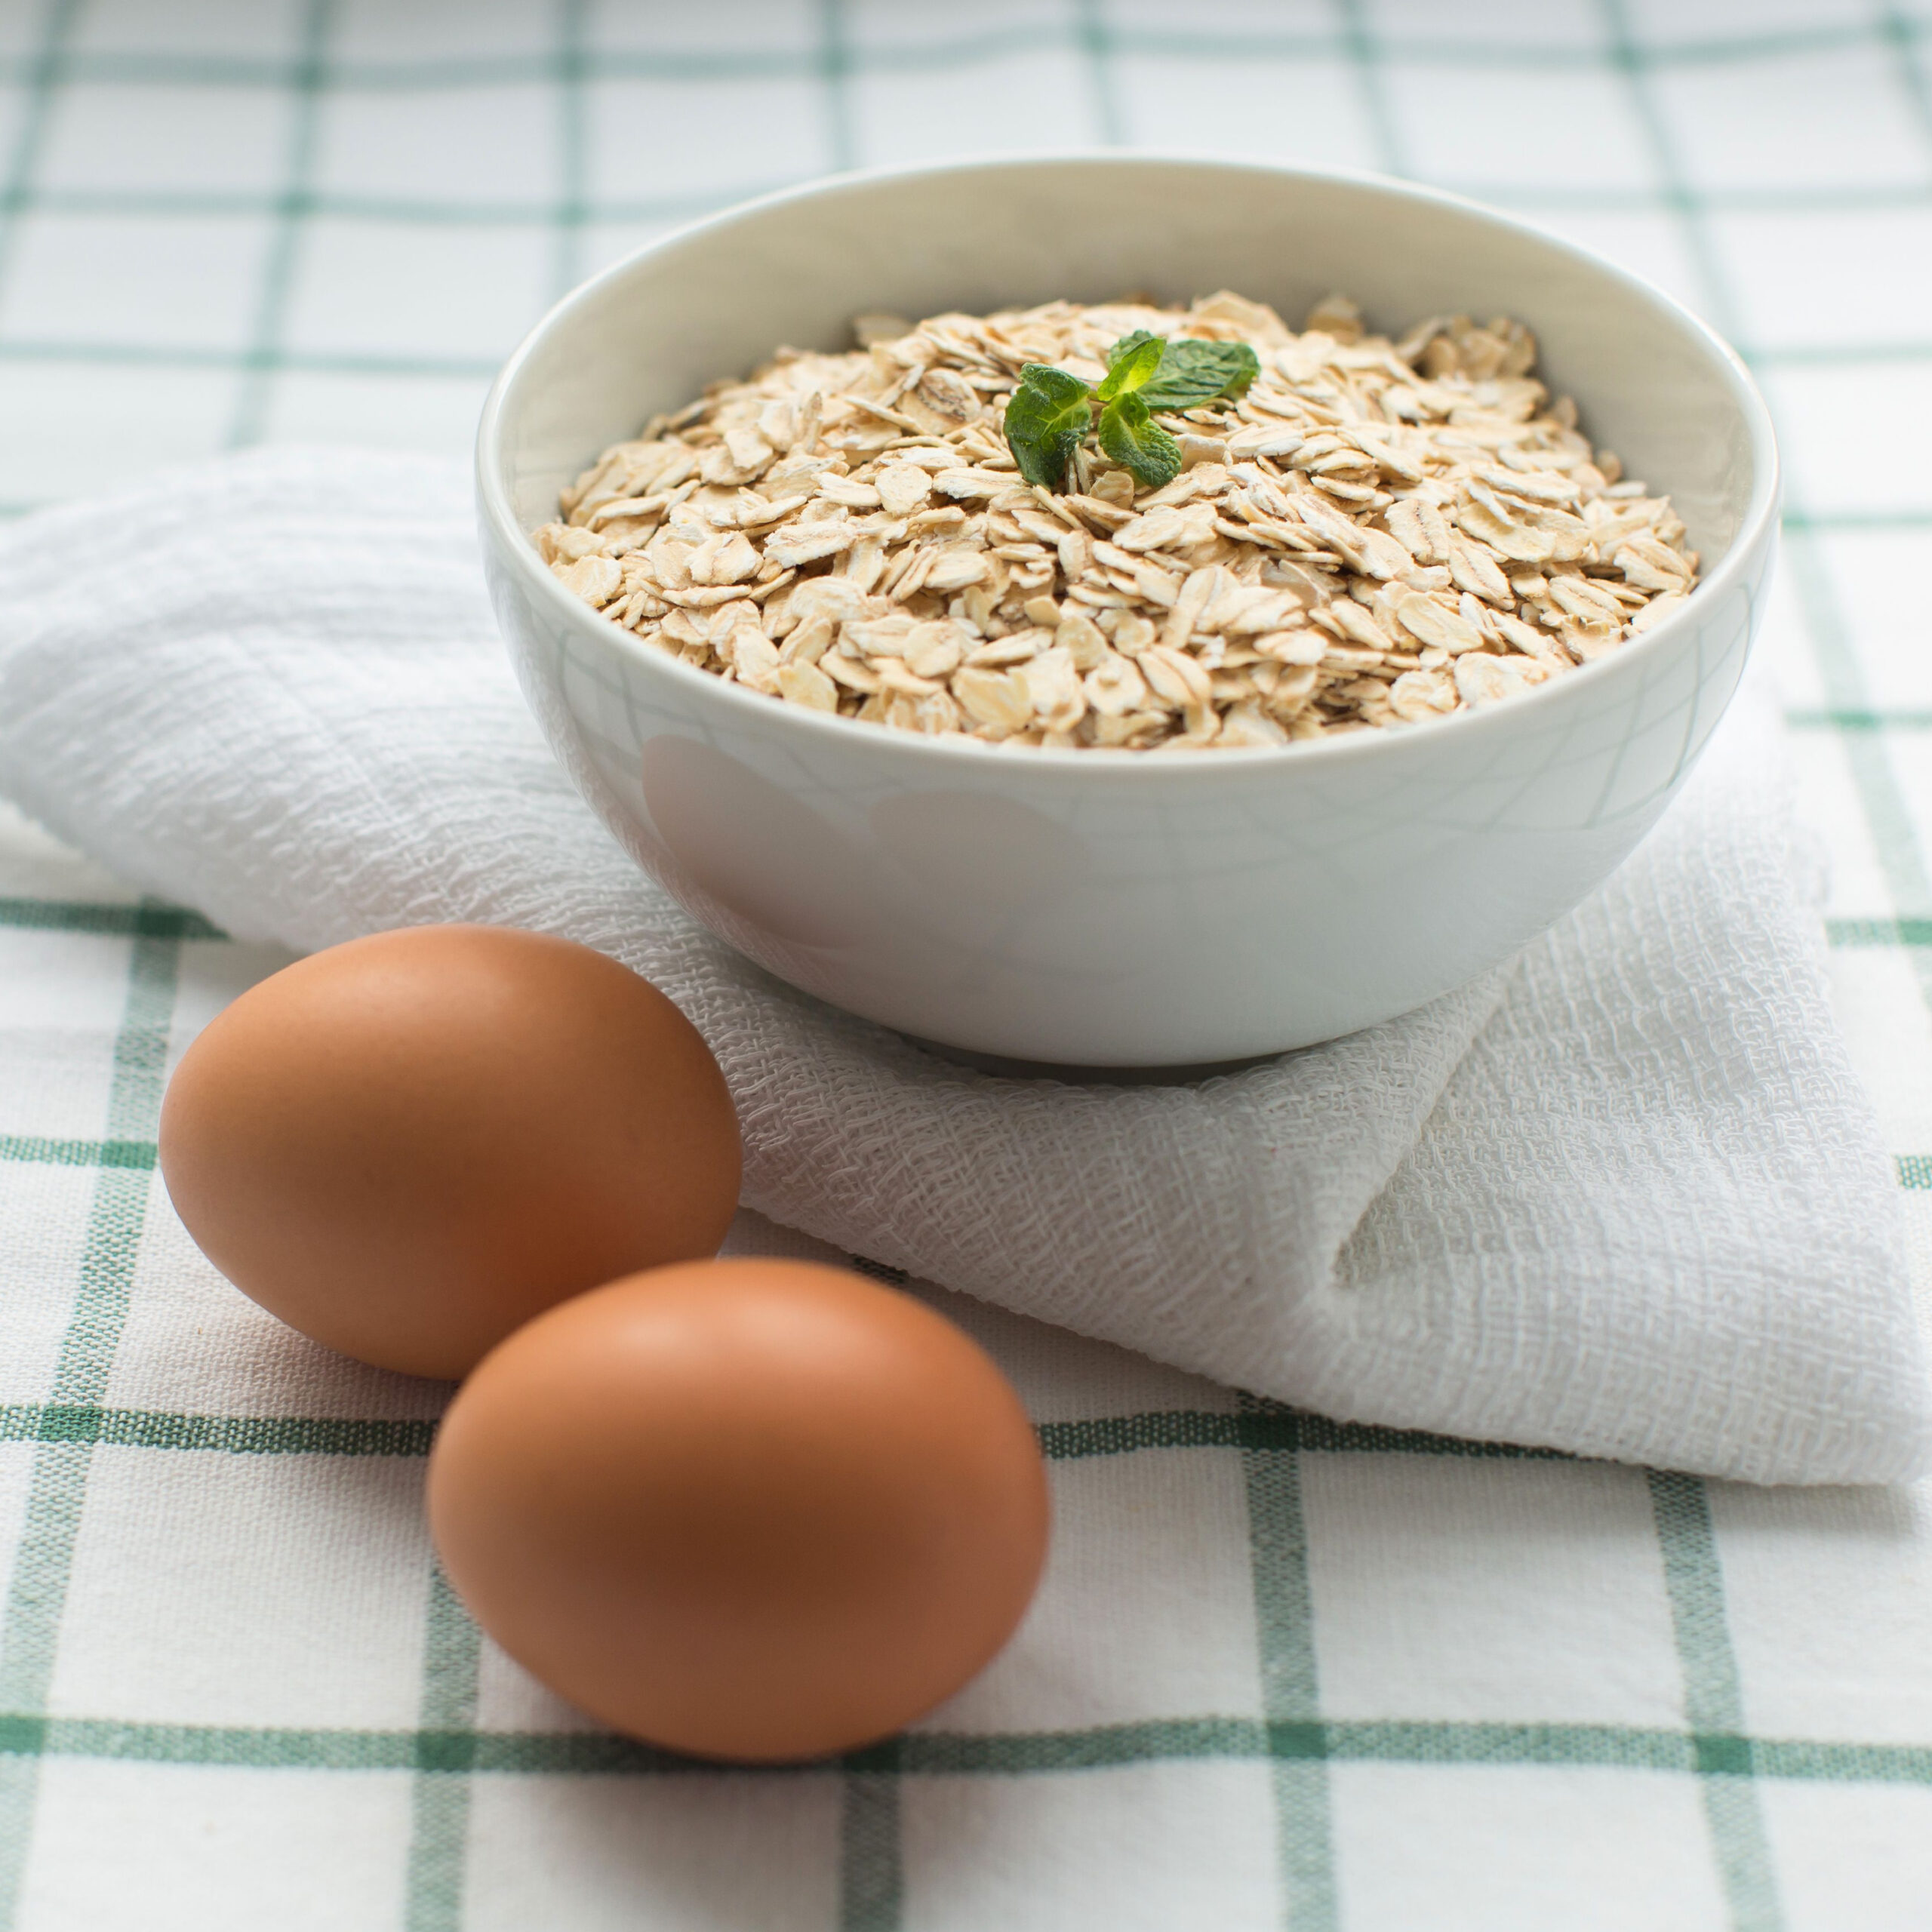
left=537, top=294, right=1700, bottom=750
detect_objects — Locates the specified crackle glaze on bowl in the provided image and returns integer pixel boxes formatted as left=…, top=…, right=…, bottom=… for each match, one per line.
left=478, top=155, right=1778, bottom=1066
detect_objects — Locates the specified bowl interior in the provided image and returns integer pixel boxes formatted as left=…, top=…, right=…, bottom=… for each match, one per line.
left=488, top=155, right=1767, bottom=586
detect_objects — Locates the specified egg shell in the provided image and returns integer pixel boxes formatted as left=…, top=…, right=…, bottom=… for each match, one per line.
left=158, top=924, right=740, bottom=1379
left=426, top=1258, right=1051, bottom=1762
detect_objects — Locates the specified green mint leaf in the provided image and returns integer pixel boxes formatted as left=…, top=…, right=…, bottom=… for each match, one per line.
left=1096, top=330, right=1166, bottom=401
left=1003, top=364, right=1094, bottom=490
left=1097, top=392, right=1183, bottom=491
left=1138, top=339, right=1262, bottom=411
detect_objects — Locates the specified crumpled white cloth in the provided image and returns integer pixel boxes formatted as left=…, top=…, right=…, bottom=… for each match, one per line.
left=0, top=447, right=1922, bottom=1484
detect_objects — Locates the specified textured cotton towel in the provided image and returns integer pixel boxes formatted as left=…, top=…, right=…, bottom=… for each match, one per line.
left=0, top=448, right=1922, bottom=1484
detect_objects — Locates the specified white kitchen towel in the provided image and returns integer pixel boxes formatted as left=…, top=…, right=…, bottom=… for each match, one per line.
left=0, top=445, right=1921, bottom=1484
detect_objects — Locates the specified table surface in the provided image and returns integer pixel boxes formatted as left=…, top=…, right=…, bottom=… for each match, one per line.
left=2, top=3, right=1930, bottom=1928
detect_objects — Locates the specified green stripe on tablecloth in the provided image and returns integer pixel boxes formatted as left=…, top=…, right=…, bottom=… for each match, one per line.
left=1240, top=1396, right=1337, bottom=1932
left=816, top=0, right=858, bottom=176
left=15, top=183, right=764, bottom=228
left=1900, top=1156, right=1932, bottom=1189
left=0, top=17, right=1919, bottom=94
left=1744, top=342, right=1932, bottom=367
left=0, top=0, right=72, bottom=293
left=1879, top=3, right=1932, bottom=146
left=0, top=1709, right=1923, bottom=1786
left=0, top=50, right=814, bottom=90
left=1046, top=1408, right=1573, bottom=1463
left=0, top=1137, right=155, bottom=1170
left=550, top=0, right=589, bottom=300
left=228, top=0, right=333, bottom=449
left=1787, top=711, right=1932, bottom=732
left=1827, top=919, right=1932, bottom=948
left=403, top=1567, right=482, bottom=1932
left=1072, top=0, right=1124, bottom=146
left=1783, top=509, right=1932, bottom=531
left=1649, top=1473, right=1784, bottom=1932
left=20, top=179, right=1932, bottom=228
left=0, top=898, right=225, bottom=938
left=0, top=1398, right=1571, bottom=1465
left=0, top=1406, right=435, bottom=1454
left=1337, top=0, right=1406, bottom=178
left=4, top=1391, right=1927, bottom=1468
left=839, top=1739, right=902, bottom=1932
left=0, top=340, right=503, bottom=379
left=0, top=914, right=183, bottom=1928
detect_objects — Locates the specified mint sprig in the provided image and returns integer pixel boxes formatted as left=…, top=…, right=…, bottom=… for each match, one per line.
left=1139, top=339, right=1260, bottom=412
left=1096, top=392, right=1181, bottom=483
left=1096, top=330, right=1165, bottom=401
left=1001, top=365, right=1092, bottom=492
left=1001, top=331, right=1260, bottom=494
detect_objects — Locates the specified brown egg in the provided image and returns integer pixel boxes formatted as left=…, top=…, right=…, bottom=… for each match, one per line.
left=426, top=1259, right=1051, bottom=1762
left=158, top=925, right=740, bottom=1378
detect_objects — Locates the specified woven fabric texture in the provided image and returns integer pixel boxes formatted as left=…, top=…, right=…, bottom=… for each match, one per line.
left=2, top=447, right=1925, bottom=1487
left=1, top=2, right=1931, bottom=1928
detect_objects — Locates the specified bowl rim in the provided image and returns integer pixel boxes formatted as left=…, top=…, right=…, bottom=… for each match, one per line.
left=476, top=149, right=1781, bottom=780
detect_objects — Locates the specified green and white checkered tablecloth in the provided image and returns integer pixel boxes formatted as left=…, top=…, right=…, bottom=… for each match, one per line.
left=2, top=2, right=1931, bottom=1927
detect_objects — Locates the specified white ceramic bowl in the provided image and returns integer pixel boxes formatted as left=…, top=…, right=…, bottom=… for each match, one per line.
left=478, top=155, right=1778, bottom=1066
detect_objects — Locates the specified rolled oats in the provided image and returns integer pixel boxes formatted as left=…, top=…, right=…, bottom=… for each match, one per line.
left=537, top=292, right=1700, bottom=750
